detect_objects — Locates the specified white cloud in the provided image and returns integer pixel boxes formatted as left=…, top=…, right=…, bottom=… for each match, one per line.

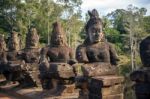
left=81, top=0, right=150, bottom=17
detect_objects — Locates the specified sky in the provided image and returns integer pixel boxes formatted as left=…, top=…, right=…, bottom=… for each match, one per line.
left=81, top=0, right=150, bottom=18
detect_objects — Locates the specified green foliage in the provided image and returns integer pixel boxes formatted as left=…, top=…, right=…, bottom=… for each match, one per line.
left=104, top=5, right=150, bottom=72
left=0, top=0, right=83, bottom=47
left=143, top=16, right=150, bottom=33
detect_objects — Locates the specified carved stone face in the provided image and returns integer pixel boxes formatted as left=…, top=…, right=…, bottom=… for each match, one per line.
left=50, top=22, right=67, bottom=47
left=142, top=46, right=150, bottom=66
left=140, top=36, right=150, bottom=67
left=54, top=34, right=64, bottom=46
left=85, top=9, right=104, bottom=44
left=87, top=23, right=103, bottom=43
left=8, top=31, right=20, bottom=51
left=26, top=27, right=39, bottom=48
left=143, top=46, right=150, bottom=66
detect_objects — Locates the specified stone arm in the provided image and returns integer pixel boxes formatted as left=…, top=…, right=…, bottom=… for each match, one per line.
left=39, top=47, right=49, bottom=77
left=17, top=50, right=24, bottom=60
left=39, top=47, right=49, bottom=64
left=76, top=45, right=89, bottom=63
left=0, top=52, right=8, bottom=64
left=108, top=43, right=119, bottom=65
left=68, top=48, right=76, bottom=65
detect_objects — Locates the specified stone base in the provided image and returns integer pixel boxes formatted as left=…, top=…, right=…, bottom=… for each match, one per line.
left=130, top=67, right=150, bottom=82
left=130, top=67, right=150, bottom=99
left=103, top=94, right=124, bottom=99
left=134, top=83, right=150, bottom=99
left=91, top=75, right=124, bottom=86
left=89, top=93, right=124, bottom=99
left=88, top=75, right=124, bottom=99
left=0, top=75, right=124, bottom=99
left=74, top=63, right=118, bottom=77
left=0, top=81, right=79, bottom=99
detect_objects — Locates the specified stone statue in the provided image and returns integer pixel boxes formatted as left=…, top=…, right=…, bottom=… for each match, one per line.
left=7, top=28, right=20, bottom=51
left=75, top=9, right=123, bottom=99
left=19, top=26, right=41, bottom=87
left=76, top=9, right=119, bottom=77
left=4, top=26, right=40, bottom=87
left=22, top=26, right=40, bottom=63
left=3, top=28, right=22, bottom=83
left=0, top=34, right=7, bottom=53
left=39, top=22, right=75, bottom=91
left=7, top=28, right=21, bottom=61
left=0, top=34, right=7, bottom=73
left=130, top=36, right=150, bottom=99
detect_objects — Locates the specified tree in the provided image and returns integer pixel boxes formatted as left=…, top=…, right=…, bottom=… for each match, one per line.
left=107, top=5, right=147, bottom=70
left=143, top=16, right=150, bottom=34
left=0, top=0, right=83, bottom=47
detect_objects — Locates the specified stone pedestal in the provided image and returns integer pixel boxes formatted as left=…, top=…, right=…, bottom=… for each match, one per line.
left=88, top=75, right=124, bottom=99
left=0, top=81, right=79, bottom=99
left=130, top=67, right=150, bottom=99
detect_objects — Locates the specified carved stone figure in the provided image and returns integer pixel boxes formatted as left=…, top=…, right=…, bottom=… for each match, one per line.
left=0, top=34, right=7, bottom=73
left=6, top=28, right=21, bottom=61
left=76, top=9, right=119, bottom=77
left=0, top=34, right=7, bottom=53
left=22, top=26, right=40, bottom=63
left=7, top=28, right=20, bottom=51
left=39, top=22, right=75, bottom=91
left=130, top=36, right=150, bottom=99
left=75, top=9, right=124, bottom=99
left=19, top=26, right=41, bottom=87
left=0, top=34, right=7, bottom=61
left=3, top=28, right=22, bottom=83
left=4, top=26, right=40, bottom=87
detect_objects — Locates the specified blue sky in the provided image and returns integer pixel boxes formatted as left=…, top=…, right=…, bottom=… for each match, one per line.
left=81, top=0, right=150, bottom=18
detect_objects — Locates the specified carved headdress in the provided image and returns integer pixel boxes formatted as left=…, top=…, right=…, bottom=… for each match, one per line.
left=25, top=26, right=39, bottom=48
left=85, top=9, right=103, bottom=33
left=8, top=28, right=20, bottom=51
left=50, top=22, right=67, bottom=47
left=84, top=9, right=104, bottom=45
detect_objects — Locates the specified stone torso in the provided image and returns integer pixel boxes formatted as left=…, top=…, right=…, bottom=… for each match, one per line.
left=47, top=46, right=72, bottom=62
left=7, top=51, right=20, bottom=61
left=76, top=41, right=114, bottom=64
left=22, top=48, right=40, bottom=63
left=0, top=52, right=7, bottom=64
left=86, top=42, right=110, bottom=63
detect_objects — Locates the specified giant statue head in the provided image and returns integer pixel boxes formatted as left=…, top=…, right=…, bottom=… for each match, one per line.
left=8, top=28, right=20, bottom=51
left=85, top=9, right=104, bottom=44
left=50, top=22, right=67, bottom=47
left=25, top=26, right=39, bottom=49
left=140, top=36, right=150, bottom=67
left=0, top=34, right=7, bottom=52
